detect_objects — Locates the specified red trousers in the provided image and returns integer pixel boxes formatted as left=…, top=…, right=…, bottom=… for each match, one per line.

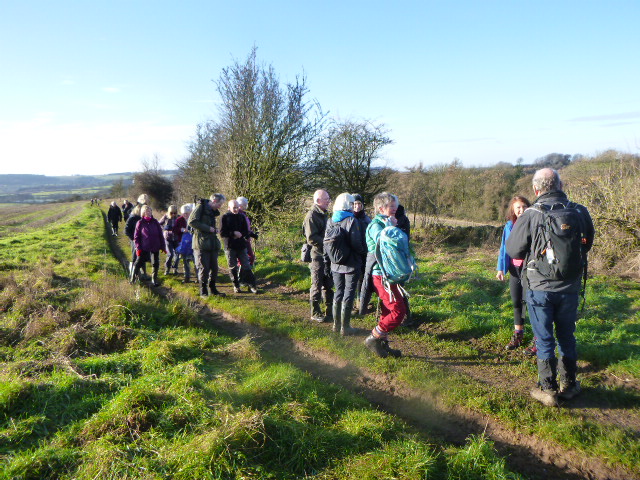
left=372, top=275, right=406, bottom=334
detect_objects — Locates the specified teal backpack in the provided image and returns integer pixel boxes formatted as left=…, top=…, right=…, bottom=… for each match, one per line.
left=374, top=226, right=417, bottom=284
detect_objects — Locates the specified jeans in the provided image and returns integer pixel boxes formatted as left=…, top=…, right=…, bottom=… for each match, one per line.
left=164, top=238, right=179, bottom=270
left=526, top=289, right=578, bottom=362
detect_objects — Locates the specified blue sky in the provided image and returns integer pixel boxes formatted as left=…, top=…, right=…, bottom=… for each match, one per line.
left=1, top=0, right=638, bottom=176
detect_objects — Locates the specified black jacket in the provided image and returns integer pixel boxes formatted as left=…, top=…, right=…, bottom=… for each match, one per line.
left=107, top=205, right=122, bottom=223
left=325, top=215, right=367, bottom=274
left=396, top=205, right=411, bottom=240
left=124, top=214, right=141, bottom=240
left=220, top=211, right=249, bottom=251
left=506, top=190, right=594, bottom=293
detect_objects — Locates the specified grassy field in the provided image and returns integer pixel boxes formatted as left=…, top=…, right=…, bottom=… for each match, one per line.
left=0, top=204, right=532, bottom=478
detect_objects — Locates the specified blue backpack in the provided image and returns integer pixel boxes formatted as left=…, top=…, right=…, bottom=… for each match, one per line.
left=176, top=231, right=193, bottom=256
left=375, top=226, right=417, bottom=284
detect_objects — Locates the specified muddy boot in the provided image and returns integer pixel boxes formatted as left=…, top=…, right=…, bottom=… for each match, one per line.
left=364, top=335, right=388, bottom=358
left=340, top=301, right=357, bottom=336
left=199, top=282, right=209, bottom=298
left=152, top=268, right=160, bottom=286
left=209, top=281, right=226, bottom=297
left=531, top=357, right=559, bottom=406
left=380, top=339, right=402, bottom=358
left=310, top=300, right=324, bottom=322
left=332, top=302, right=341, bottom=332
left=558, top=356, right=581, bottom=400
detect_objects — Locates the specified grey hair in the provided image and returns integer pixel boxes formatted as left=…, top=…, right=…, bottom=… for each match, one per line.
left=373, top=192, right=398, bottom=212
left=137, top=193, right=149, bottom=205
left=332, top=193, right=355, bottom=213
left=236, top=196, right=249, bottom=208
left=180, top=204, right=192, bottom=215
left=210, top=193, right=226, bottom=203
left=532, top=169, right=562, bottom=194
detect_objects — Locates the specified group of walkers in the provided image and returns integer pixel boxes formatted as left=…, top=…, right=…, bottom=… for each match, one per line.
left=102, top=166, right=594, bottom=407
left=107, top=193, right=259, bottom=296
left=303, top=167, right=594, bottom=407
left=303, top=189, right=415, bottom=359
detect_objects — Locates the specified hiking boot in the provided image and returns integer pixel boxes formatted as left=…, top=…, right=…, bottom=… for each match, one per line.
left=249, top=285, right=258, bottom=294
left=365, top=335, right=389, bottom=358
left=506, top=331, right=524, bottom=350
left=558, top=381, right=581, bottom=401
left=311, top=314, right=325, bottom=323
left=199, top=283, right=209, bottom=298
left=524, top=338, right=537, bottom=357
left=530, top=386, right=559, bottom=407
left=164, top=269, right=170, bottom=276
left=209, top=286, right=226, bottom=297
left=233, top=286, right=241, bottom=294
left=380, top=339, right=402, bottom=358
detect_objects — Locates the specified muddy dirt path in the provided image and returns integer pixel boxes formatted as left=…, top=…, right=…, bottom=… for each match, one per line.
left=106, top=227, right=638, bottom=480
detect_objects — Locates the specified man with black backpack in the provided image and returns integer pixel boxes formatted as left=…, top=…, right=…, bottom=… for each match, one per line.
left=507, top=168, right=594, bottom=406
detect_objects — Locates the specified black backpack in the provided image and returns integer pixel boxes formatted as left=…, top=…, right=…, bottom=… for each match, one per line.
left=323, top=218, right=351, bottom=265
left=528, top=201, right=587, bottom=282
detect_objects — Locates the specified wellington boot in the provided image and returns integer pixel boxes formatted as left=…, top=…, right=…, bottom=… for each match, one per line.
left=152, top=270, right=160, bottom=287
left=199, top=282, right=209, bottom=298
left=209, top=284, right=226, bottom=297
left=340, top=301, right=357, bottom=336
left=332, top=302, right=341, bottom=333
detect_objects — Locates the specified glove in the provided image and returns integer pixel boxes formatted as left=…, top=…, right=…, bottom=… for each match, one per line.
left=250, top=231, right=259, bottom=240
left=136, top=249, right=142, bottom=257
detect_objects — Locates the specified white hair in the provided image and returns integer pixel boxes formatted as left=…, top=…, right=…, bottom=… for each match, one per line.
left=137, top=193, right=149, bottom=205
left=180, top=204, right=192, bottom=215
left=236, top=196, right=249, bottom=208
left=332, top=192, right=355, bottom=212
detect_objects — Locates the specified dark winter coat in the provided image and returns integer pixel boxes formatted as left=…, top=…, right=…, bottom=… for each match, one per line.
left=325, top=214, right=366, bottom=274
left=134, top=217, right=166, bottom=253
left=506, top=190, right=594, bottom=293
left=159, top=214, right=180, bottom=243
left=396, top=204, right=411, bottom=240
left=107, top=205, right=122, bottom=224
left=124, top=214, right=141, bottom=240
left=303, top=204, right=329, bottom=259
left=220, top=211, right=249, bottom=251
left=188, top=202, right=221, bottom=252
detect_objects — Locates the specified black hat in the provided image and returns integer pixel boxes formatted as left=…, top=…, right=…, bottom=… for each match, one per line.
left=352, top=193, right=363, bottom=203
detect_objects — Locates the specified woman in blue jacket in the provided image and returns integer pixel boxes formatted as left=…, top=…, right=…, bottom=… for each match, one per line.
left=497, top=195, right=531, bottom=351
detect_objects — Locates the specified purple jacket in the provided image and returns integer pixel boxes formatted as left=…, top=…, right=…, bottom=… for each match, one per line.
left=134, top=217, right=166, bottom=252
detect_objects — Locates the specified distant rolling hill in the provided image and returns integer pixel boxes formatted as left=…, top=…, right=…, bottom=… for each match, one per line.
left=0, top=171, right=176, bottom=203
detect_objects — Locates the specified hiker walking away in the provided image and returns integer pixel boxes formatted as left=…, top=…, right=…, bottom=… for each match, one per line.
left=131, top=205, right=166, bottom=287
left=324, top=193, right=366, bottom=335
left=507, top=168, right=594, bottom=406
left=124, top=204, right=147, bottom=279
left=236, top=196, right=258, bottom=266
left=220, top=199, right=258, bottom=294
left=497, top=195, right=535, bottom=353
left=352, top=194, right=371, bottom=314
left=174, top=204, right=193, bottom=282
left=158, top=205, right=180, bottom=275
left=364, top=192, right=406, bottom=358
left=122, top=200, right=134, bottom=221
left=107, top=201, right=123, bottom=236
left=303, top=189, right=334, bottom=323
left=188, top=193, right=226, bottom=297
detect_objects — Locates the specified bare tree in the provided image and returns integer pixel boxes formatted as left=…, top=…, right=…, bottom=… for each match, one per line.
left=305, top=119, right=392, bottom=202
left=213, top=47, right=324, bottom=221
left=129, top=154, right=173, bottom=210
